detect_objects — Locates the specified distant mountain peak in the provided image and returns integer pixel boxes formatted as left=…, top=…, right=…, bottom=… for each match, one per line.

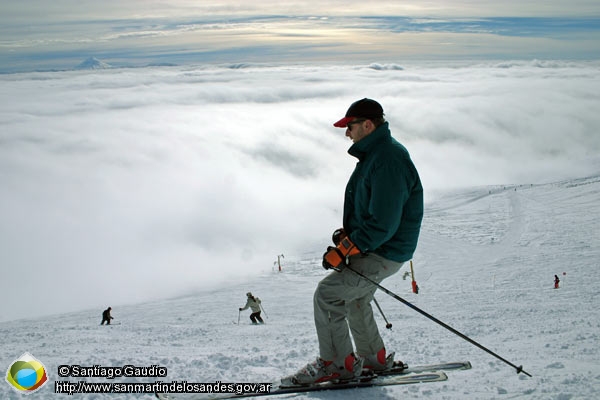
left=75, top=57, right=111, bottom=70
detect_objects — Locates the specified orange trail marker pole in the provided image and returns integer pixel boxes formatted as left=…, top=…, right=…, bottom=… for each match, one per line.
left=410, top=260, right=419, bottom=294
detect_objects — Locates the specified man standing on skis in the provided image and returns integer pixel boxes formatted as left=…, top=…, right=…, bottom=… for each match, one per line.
left=283, top=98, right=423, bottom=385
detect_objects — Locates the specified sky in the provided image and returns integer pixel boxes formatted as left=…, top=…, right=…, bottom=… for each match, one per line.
left=0, top=1, right=599, bottom=322
left=1, top=0, right=600, bottom=72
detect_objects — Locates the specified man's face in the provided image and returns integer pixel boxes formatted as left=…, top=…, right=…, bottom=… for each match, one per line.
left=345, top=119, right=369, bottom=143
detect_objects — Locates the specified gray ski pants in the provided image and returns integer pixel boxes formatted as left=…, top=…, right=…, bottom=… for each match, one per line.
left=313, top=253, right=404, bottom=363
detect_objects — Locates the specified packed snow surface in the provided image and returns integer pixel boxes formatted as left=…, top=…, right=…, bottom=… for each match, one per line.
left=2, top=175, right=599, bottom=399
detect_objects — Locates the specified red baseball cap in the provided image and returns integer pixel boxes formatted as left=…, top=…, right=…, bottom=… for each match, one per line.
left=333, top=98, right=384, bottom=128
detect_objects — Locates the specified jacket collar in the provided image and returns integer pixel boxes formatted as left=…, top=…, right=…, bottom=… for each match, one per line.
left=348, top=122, right=390, bottom=160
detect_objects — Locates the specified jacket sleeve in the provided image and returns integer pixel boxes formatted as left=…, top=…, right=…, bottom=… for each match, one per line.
left=240, top=300, right=250, bottom=311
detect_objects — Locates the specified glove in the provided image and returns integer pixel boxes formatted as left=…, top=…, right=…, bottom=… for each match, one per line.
left=322, top=236, right=361, bottom=271
left=332, top=228, right=347, bottom=245
left=239, top=308, right=242, bottom=311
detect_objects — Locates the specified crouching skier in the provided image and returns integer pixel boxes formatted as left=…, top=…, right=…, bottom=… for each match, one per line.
left=281, top=99, right=423, bottom=386
left=239, top=292, right=264, bottom=324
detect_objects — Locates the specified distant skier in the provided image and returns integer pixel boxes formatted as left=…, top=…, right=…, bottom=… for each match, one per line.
left=101, top=307, right=114, bottom=325
left=239, top=292, right=264, bottom=324
left=554, top=275, right=560, bottom=289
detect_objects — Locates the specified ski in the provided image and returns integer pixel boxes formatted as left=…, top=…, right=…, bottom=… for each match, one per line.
left=155, top=361, right=470, bottom=400
left=155, top=372, right=446, bottom=400
left=377, top=360, right=471, bottom=376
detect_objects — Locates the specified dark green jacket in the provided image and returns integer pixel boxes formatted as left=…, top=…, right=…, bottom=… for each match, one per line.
left=344, top=122, right=423, bottom=263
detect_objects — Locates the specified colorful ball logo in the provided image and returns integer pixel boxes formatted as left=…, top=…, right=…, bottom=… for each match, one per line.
left=5, top=352, right=48, bottom=394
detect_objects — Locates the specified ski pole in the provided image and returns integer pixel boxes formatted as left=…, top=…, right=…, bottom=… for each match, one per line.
left=373, top=298, right=393, bottom=329
left=260, top=304, right=268, bottom=319
left=237, top=310, right=241, bottom=325
left=346, top=265, right=532, bottom=377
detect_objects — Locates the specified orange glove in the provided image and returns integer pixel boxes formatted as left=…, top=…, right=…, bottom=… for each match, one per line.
left=322, top=236, right=361, bottom=271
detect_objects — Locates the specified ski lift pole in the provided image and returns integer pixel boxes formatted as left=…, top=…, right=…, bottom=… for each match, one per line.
left=373, top=298, right=393, bottom=329
left=346, top=264, right=532, bottom=377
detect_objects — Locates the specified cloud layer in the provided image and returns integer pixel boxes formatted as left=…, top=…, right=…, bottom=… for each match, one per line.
left=1, top=61, right=599, bottom=321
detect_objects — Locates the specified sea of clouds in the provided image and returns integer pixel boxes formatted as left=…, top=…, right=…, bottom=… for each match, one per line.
left=1, top=60, right=599, bottom=322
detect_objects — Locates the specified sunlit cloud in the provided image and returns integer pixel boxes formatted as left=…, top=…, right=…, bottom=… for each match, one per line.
left=1, top=1, right=599, bottom=72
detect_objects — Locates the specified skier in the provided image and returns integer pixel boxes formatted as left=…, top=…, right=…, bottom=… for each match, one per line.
left=554, top=274, right=560, bottom=289
left=282, top=99, right=423, bottom=386
left=239, top=292, right=264, bottom=324
left=101, top=307, right=114, bottom=325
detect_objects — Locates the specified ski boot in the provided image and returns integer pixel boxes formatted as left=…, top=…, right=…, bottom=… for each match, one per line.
left=281, top=354, right=363, bottom=387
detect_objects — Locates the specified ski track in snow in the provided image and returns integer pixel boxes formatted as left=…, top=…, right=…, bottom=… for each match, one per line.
left=1, top=176, right=599, bottom=399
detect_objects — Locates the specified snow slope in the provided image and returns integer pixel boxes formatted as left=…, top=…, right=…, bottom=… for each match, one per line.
left=1, top=176, right=599, bottom=399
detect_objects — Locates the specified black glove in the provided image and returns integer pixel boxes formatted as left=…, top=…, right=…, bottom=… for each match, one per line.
left=332, top=228, right=347, bottom=246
